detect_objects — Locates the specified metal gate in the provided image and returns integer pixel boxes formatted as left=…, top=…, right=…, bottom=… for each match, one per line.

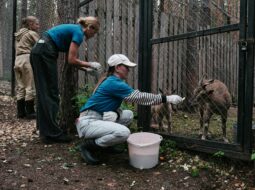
left=138, top=0, right=255, bottom=160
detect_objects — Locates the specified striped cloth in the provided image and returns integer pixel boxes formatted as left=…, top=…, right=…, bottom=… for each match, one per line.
left=124, top=90, right=163, bottom=105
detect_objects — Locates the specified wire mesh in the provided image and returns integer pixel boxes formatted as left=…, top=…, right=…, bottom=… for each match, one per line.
left=150, top=0, right=241, bottom=143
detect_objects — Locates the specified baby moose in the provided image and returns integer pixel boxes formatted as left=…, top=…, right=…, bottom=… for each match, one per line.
left=151, top=99, right=173, bottom=134
left=190, top=78, right=232, bottom=143
left=151, top=89, right=184, bottom=134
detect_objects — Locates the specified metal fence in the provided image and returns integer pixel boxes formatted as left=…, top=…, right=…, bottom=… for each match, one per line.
left=139, top=0, right=254, bottom=160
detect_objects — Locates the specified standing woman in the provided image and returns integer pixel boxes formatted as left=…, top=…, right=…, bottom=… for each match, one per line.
left=30, top=16, right=102, bottom=144
left=14, top=16, right=40, bottom=119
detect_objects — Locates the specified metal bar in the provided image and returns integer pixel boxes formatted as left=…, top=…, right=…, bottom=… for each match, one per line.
left=162, top=135, right=250, bottom=160
left=137, top=0, right=153, bottom=131
left=137, top=0, right=145, bottom=131
left=78, top=0, right=93, bottom=8
left=160, top=133, right=243, bottom=151
left=11, top=0, right=17, bottom=96
left=151, top=24, right=239, bottom=45
left=242, top=0, right=255, bottom=153
left=237, top=0, right=248, bottom=147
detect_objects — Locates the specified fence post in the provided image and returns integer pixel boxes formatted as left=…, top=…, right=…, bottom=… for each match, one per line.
left=137, top=0, right=153, bottom=131
left=243, top=0, right=255, bottom=153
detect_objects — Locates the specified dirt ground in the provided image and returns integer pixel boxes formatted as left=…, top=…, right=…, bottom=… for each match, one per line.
left=0, top=80, right=255, bottom=190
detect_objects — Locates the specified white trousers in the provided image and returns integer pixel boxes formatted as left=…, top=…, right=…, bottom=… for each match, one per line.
left=76, top=110, right=133, bottom=147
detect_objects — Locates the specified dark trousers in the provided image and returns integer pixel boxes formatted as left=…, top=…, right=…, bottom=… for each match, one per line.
left=30, top=34, right=63, bottom=138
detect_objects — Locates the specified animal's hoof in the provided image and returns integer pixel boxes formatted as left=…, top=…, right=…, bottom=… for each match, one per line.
left=201, top=136, right=206, bottom=140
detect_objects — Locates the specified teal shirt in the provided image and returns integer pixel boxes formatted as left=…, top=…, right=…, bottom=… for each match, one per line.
left=47, top=24, right=84, bottom=52
left=80, top=75, right=134, bottom=113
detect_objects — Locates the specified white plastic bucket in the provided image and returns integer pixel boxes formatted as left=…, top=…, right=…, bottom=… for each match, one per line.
left=127, top=132, right=163, bottom=169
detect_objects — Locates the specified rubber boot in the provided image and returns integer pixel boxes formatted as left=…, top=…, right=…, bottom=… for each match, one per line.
left=17, top=99, right=26, bottom=118
left=79, top=139, right=100, bottom=165
left=25, top=100, right=36, bottom=119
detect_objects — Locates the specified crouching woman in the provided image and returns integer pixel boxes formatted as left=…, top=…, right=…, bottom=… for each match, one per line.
left=76, top=54, right=184, bottom=165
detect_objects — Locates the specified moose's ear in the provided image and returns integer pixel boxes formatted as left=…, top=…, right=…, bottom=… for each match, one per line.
left=207, top=89, right=214, bottom=95
left=208, top=79, right=214, bottom=83
left=202, top=83, right=208, bottom=89
left=159, top=88, right=163, bottom=94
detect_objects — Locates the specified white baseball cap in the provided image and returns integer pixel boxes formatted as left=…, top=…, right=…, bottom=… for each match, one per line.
left=107, top=54, right=137, bottom=67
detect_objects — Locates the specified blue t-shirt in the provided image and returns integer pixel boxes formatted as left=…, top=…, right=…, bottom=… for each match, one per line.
left=47, top=24, right=84, bottom=52
left=80, top=75, right=134, bottom=113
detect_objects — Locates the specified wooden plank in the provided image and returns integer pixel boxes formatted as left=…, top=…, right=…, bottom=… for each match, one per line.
left=177, top=17, right=182, bottom=93
left=214, top=34, right=218, bottom=79
left=127, top=0, right=134, bottom=87
left=78, top=42, right=87, bottom=87
left=173, top=16, right=178, bottom=91
left=87, top=1, right=97, bottom=84
left=169, top=15, right=174, bottom=93
left=97, top=0, right=106, bottom=70
left=113, top=0, right=121, bottom=52
left=234, top=32, right=239, bottom=100
left=121, top=1, right=128, bottom=55
left=158, top=12, right=167, bottom=91
left=207, top=26, right=211, bottom=79
left=133, top=1, right=139, bottom=90
left=181, top=19, right=187, bottom=97
left=198, top=27, right=202, bottom=80
left=151, top=5, right=159, bottom=93
left=105, top=0, right=113, bottom=60
left=163, top=13, right=169, bottom=91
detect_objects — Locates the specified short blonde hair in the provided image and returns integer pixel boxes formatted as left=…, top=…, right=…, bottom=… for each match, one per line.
left=21, top=16, right=39, bottom=29
left=77, top=16, right=100, bottom=30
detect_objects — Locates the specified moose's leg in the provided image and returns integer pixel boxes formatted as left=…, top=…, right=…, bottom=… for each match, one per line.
left=202, top=110, right=212, bottom=140
left=166, top=112, right=172, bottom=134
left=158, top=117, right=163, bottom=132
left=221, top=113, right=229, bottom=143
left=199, top=108, right=204, bottom=137
left=157, top=111, right=166, bottom=132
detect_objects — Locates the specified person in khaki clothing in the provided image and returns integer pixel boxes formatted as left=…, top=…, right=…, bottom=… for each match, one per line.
left=14, top=16, right=39, bottom=119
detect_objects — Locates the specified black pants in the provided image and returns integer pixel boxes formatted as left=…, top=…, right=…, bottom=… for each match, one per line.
left=30, top=34, right=63, bottom=138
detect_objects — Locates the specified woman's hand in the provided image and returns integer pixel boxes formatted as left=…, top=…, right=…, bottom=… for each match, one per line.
left=166, top=95, right=184, bottom=104
left=89, top=62, right=103, bottom=73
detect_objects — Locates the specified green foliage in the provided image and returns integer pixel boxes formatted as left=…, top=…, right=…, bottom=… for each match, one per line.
left=251, top=151, right=255, bottom=161
left=72, top=84, right=94, bottom=110
left=213, top=151, right=225, bottom=158
left=190, top=166, right=199, bottom=177
left=160, top=139, right=177, bottom=154
left=68, top=146, right=79, bottom=154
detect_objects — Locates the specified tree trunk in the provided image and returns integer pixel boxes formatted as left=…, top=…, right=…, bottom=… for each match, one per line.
left=57, top=0, right=79, bottom=134
left=36, top=0, right=55, bottom=35
left=19, top=0, right=27, bottom=27
left=0, top=2, right=4, bottom=78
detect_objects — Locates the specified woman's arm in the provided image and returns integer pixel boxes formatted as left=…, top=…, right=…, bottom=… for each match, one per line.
left=68, top=42, right=91, bottom=68
left=123, top=90, right=163, bottom=105
left=124, top=90, right=184, bottom=105
left=68, top=42, right=102, bottom=72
